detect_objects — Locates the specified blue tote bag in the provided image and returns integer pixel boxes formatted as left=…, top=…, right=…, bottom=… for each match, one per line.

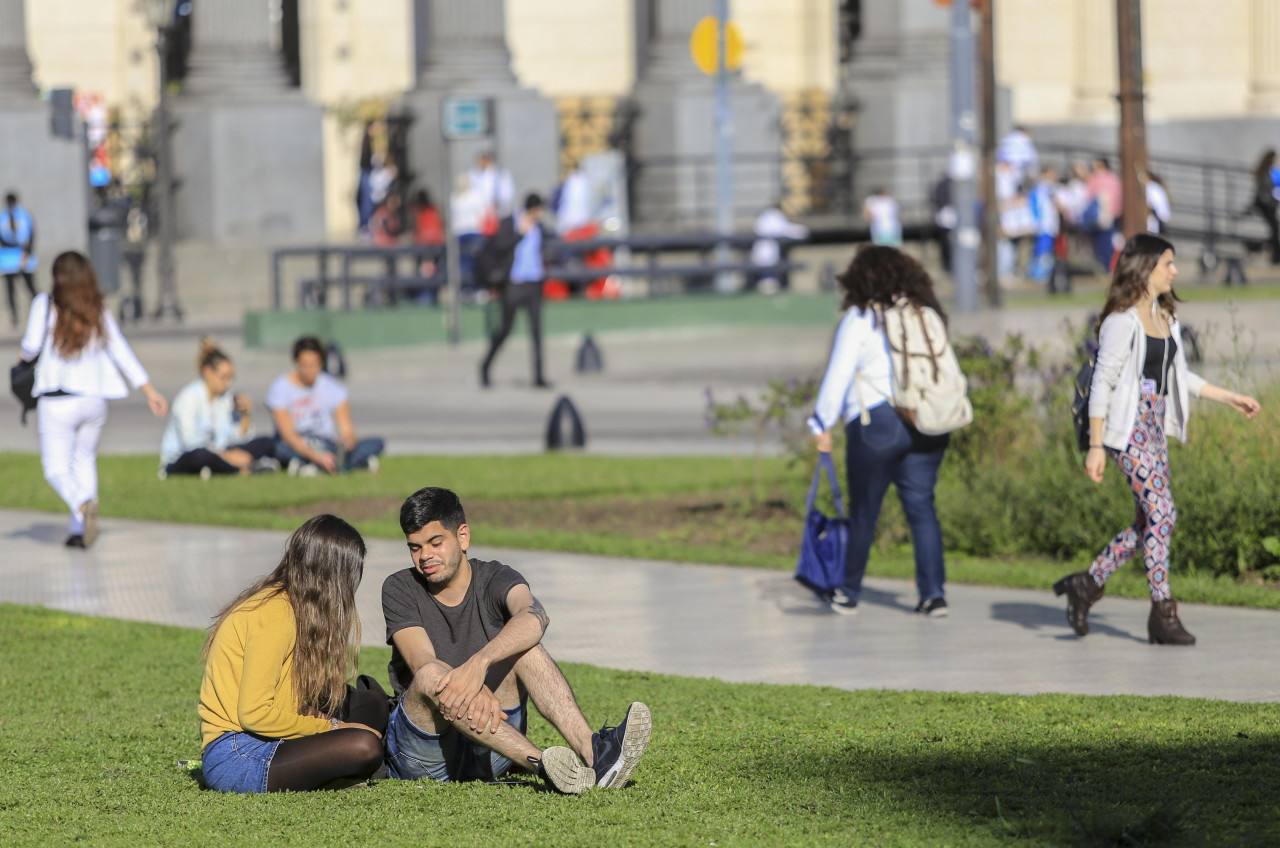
left=795, top=452, right=848, bottom=595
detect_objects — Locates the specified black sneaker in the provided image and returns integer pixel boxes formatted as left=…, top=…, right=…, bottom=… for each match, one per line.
left=915, top=597, right=949, bottom=617
left=591, top=702, right=652, bottom=788
left=64, top=534, right=86, bottom=549
left=828, top=588, right=858, bottom=616
left=529, top=747, right=594, bottom=794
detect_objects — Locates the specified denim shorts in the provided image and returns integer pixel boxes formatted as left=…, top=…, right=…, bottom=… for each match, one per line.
left=386, top=698, right=527, bottom=783
left=201, top=731, right=281, bottom=793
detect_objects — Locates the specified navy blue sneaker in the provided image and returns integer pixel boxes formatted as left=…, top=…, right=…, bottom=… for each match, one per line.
left=590, top=702, right=652, bottom=788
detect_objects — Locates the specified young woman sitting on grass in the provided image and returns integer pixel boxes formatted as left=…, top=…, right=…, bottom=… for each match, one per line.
left=198, top=514, right=387, bottom=792
left=158, top=338, right=277, bottom=478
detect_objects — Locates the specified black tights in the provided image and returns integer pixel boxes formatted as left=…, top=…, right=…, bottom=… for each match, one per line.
left=266, top=688, right=388, bottom=792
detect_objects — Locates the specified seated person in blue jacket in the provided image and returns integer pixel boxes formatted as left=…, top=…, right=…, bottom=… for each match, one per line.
left=159, top=339, right=276, bottom=478
left=266, top=336, right=384, bottom=475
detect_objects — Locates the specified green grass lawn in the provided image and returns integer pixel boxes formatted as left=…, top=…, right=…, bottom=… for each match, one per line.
left=2, top=451, right=1277, bottom=610
left=1, top=604, right=1277, bottom=847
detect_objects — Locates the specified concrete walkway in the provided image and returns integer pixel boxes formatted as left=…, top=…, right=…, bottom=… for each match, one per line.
left=4, top=507, right=1278, bottom=703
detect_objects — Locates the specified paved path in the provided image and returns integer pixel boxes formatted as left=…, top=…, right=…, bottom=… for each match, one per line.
left=4, top=508, right=1277, bottom=703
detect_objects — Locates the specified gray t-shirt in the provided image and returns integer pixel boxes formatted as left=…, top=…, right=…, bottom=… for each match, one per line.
left=263, top=371, right=348, bottom=441
left=382, top=558, right=528, bottom=696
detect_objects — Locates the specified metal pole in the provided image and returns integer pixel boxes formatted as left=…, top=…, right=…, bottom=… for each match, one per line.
left=948, top=0, right=979, bottom=312
left=978, top=0, right=1000, bottom=307
left=440, top=127, right=461, bottom=344
left=152, top=23, right=182, bottom=322
left=1116, top=0, right=1149, bottom=240
left=712, top=0, right=735, bottom=294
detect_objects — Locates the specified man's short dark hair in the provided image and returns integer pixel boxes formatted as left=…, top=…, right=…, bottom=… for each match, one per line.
left=524, top=193, right=544, bottom=211
left=292, top=335, right=325, bottom=361
left=4, top=192, right=16, bottom=206
left=400, top=487, right=467, bottom=535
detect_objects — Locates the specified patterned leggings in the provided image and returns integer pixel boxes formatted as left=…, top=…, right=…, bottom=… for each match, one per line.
left=1088, top=393, right=1175, bottom=601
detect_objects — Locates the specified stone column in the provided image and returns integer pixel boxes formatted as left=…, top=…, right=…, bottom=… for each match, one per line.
left=184, top=0, right=290, bottom=98
left=636, top=0, right=712, bottom=85
left=630, top=0, right=781, bottom=228
left=0, top=0, right=87, bottom=253
left=0, top=0, right=37, bottom=101
left=1249, top=0, right=1280, bottom=114
left=1071, top=0, right=1116, bottom=121
left=838, top=0, right=951, bottom=223
left=172, top=0, right=325, bottom=244
left=403, top=0, right=557, bottom=220
left=415, top=0, right=517, bottom=90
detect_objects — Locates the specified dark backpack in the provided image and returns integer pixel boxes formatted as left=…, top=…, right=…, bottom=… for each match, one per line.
left=1070, top=353, right=1095, bottom=453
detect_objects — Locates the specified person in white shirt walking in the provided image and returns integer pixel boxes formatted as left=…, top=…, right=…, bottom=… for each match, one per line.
left=808, top=247, right=953, bottom=617
left=17, top=251, right=167, bottom=548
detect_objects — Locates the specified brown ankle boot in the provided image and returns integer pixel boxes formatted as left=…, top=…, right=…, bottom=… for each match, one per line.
left=1148, top=599, right=1196, bottom=645
left=1053, top=571, right=1105, bottom=636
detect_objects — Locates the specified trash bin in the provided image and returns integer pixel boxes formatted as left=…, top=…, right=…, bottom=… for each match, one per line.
left=88, top=202, right=127, bottom=295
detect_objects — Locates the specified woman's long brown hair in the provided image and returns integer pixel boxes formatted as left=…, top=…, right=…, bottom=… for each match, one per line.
left=1096, top=233, right=1179, bottom=334
left=50, top=251, right=106, bottom=357
left=203, top=514, right=366, bottom=717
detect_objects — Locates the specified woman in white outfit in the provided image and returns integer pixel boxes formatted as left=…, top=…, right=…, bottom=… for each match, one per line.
left=17, top=251, right=167, bottom=547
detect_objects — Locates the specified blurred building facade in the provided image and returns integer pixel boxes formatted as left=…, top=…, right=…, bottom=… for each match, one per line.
left=11, top=0, right=1280, bottom=245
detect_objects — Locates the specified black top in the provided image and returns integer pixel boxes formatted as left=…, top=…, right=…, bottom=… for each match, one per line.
left=1143, top=335, right=1177, bottom=396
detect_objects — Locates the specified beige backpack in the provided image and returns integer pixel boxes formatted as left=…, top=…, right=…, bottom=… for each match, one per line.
left=876, top=298, right=974, bottom=435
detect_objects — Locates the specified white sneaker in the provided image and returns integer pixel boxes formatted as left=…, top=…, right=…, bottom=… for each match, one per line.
left=199, top=466, right=213, bottom=481
left=287, top=457, right=303, bottom=477
left=298, top=463, right=320, bottom=478
left=366, top=455, right=380, bottom=475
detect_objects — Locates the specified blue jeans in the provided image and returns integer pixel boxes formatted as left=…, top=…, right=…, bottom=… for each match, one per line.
left=842, top=403, right=949, bottom=604
left=386, top=698, right=527, bottom=783
left=275, top=436, right=384, bottom=472
left=201, top=731, right=279, bottom=794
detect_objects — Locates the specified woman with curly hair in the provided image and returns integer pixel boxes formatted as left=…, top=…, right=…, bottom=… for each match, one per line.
left=17, top=251, right=167, bottom=548
left=808, top=245, right=953, bottom=617
left=1055, top=234, right=1260, bottom=645
left=199, top=514, right=387, bottom=792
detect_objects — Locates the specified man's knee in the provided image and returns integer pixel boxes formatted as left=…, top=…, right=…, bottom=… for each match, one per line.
left=409, top=661, right=451, bottom=705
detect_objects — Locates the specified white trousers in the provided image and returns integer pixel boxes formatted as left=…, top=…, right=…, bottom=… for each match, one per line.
left=37, top=395, right=108, bottom=533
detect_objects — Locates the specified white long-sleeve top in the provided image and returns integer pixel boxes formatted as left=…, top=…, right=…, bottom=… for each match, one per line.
left=19, top=292, right=149, bottom=399
left=159, top=379, right=254, bottom=468
left=807, top=307, right=895, bottom=434
left=1089, top=306, right=1206, bottom=449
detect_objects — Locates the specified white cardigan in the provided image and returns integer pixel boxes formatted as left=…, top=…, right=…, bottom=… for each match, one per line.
left=1088, top=306, right=1206, bottom=450
left=19, top=292, right=150, bottom=400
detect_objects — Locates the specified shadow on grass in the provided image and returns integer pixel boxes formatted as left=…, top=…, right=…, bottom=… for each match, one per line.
left=991, top=601, right=1149, bottom=645
left=754, top=734, right=1280, bottom=846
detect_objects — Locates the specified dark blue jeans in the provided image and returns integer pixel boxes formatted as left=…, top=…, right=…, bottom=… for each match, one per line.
left=842, top=403, right=949, bottom=604
left=275, top=435, right=384, bottom=472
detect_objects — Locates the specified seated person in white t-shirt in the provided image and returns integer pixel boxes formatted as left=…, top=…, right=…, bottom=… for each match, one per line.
left=265, top=336, right=384, bottom=475
left=159, top=338, right=277, bottom=478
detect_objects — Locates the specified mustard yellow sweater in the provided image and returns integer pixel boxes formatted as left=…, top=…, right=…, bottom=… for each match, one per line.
left=199, top=588, right=333, bottom=749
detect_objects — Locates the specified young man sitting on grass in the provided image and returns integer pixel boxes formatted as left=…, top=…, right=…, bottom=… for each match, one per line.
left=381, top=486, right=651, bottom=794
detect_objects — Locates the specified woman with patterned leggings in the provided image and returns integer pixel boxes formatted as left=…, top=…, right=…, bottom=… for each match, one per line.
left=1055, top=234, right=1260, bottom=644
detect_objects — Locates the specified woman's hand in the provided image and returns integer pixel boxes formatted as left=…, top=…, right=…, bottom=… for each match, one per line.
left=814, top=431, right=833, bottom=454
left=1085, top=446, right=1106, bottom=483
left=142, top=384, right=168, bottom=417
left=1228, top=393, right=1261, bottom=418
